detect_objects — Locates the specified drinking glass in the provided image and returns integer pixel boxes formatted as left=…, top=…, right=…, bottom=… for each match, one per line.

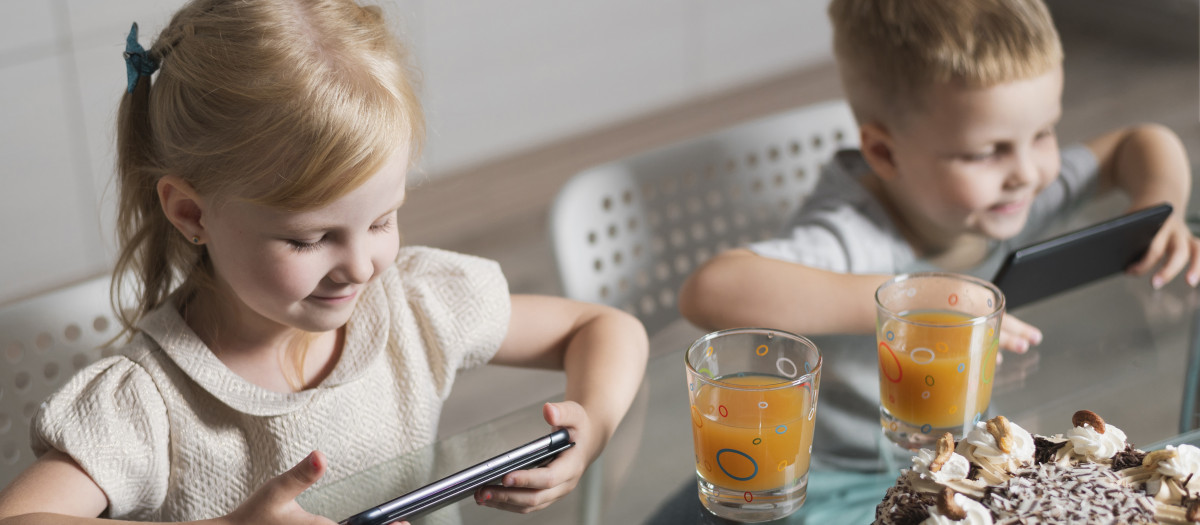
left=875, top=272, right=1004, bottom=450
left=685, top=328, right=822, bottom=522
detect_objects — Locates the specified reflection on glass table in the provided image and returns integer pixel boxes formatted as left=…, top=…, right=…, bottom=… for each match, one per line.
left=301, top=272, right=1200, bottom=524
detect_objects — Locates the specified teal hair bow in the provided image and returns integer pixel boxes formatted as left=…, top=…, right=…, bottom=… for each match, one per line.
left=124, top=22, right=159, bottom=93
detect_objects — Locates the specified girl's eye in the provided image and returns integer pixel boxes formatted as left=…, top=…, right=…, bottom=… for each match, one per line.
left=287, top=237, right=326, bottom=252
left=370, top=216, right=395, bottom=233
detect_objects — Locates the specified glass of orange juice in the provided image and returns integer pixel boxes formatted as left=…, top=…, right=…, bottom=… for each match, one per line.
left=685, top=328, right=821, bottom=522
left=875, top=272, right=1004, bottom=450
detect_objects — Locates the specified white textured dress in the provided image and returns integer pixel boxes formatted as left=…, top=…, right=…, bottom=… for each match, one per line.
left=32, top=246, right=512, bottom=520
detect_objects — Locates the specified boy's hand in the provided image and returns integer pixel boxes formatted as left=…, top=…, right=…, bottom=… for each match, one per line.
left=474, top=401, right=595, bottom=514
left=220, top=451, right=337, bottom=525
left=999, top=314, right=1042, bottom=356
left=1126, top=216, right=1200, bottom=289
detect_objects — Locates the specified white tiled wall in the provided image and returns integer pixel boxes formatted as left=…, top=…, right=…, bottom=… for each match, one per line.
left=0, top=0, right=832, bottom=305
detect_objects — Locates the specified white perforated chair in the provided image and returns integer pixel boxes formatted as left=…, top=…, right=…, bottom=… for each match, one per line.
left=0, top=276, right=118, bottom=487
left=549, top=99, right=858, bottom=336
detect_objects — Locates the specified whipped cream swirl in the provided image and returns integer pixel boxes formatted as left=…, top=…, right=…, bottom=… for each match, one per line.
left=1156, top=444, right=1200, bottom=491
left=912, top=449, right=971, bottom=483
left=921, top=493, right=993, bottom=525
left=1065, top=422, right=1126, bottom=461
left=964, top=420, right=1035, bottom=465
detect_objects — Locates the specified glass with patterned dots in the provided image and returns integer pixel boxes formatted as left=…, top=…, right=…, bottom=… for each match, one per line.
left=875, top=272, right=1004, bottom=451
left=685, top=328, right=821, bottom=522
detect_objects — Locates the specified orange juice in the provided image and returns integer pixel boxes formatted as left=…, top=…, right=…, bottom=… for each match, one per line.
left=878, top=309, right=997, bottom=429
left=690, top=373, right=815, bottom=492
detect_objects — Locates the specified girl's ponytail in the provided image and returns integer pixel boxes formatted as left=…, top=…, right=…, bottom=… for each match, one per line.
left=111, top=32, right=195, bottom=341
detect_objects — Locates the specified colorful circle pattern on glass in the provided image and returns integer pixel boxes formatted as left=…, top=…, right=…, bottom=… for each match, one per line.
left=688, top=344, right=817, bottom=494
left=877, top=291, right=998, bottom=432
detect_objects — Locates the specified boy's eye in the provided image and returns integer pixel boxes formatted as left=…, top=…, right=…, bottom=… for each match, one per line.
left=960, top=151, right=995, bottom=162
left=960, top=143, right=1014, bottom=162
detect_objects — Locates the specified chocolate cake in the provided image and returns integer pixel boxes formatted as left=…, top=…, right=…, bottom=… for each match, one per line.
left=874, top=411, right=1200, bottom=524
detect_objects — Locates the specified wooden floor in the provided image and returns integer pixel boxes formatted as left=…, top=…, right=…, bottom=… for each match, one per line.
left=429, top=12, right=1200, bottom=436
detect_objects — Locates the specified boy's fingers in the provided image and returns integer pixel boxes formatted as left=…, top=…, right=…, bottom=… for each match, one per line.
left=1152, top=235, right=1190, bottom=288
left=1129, top=230, right=1169, bottom=276
left=1186, top=238, right=1200, bottom=286
left=998, top=333, right=1026, bottom=355
left=999, top=315, right=1040, bottom=354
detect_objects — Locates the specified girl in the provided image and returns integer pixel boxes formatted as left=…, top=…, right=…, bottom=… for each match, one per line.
left=0, top=1, right=648, bottom=523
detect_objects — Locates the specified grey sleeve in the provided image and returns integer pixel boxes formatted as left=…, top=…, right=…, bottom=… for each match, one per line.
left=747, top=206, right=908, bottom=274
left=747, top=153, right=916, bottom=275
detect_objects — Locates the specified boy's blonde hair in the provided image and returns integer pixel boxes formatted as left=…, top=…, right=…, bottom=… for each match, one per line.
left=114, top=0, right=423, bottom=383
left=828, top=0, right=1063, bottom=128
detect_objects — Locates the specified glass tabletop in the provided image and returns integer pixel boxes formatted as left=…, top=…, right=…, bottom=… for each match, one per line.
left=300, top=265, right=1200, bottom=525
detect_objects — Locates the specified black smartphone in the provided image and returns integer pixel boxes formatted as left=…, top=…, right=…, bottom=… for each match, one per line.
left=339, top=429, right=574, bottom=525
left=992, top=203, right=1172, bottom=309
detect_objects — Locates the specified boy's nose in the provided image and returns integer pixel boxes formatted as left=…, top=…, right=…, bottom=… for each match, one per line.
left=1004, top=153, right=1039, bottom=190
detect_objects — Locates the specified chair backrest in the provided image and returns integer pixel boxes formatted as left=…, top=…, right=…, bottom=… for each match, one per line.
left=0, top=276, right=118, bottom=487
left=549, top=99, right=858, bottom=336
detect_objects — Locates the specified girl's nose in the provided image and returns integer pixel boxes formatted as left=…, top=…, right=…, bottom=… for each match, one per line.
left=334, top=242, right=374, bottom=284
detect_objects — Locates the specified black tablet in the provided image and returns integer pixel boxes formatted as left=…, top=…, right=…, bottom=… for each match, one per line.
left=339, top=429, right=574, bottom=525
left=992, top=203, right=1172, bottom=310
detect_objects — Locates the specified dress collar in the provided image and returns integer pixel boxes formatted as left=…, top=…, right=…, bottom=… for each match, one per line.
left=136, top=273, right=391, bottom=416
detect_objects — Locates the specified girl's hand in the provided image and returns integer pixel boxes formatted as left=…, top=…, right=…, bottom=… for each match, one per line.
left=474, top=401, right=596, bottom=514
left=1126, top=216, right=1200, bottom=289
left=999, top=313, right=1042, bottom=357
left=220, top=451, right=337, bottom=525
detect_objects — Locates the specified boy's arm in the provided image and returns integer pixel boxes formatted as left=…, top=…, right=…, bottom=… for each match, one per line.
left=678, top=248, right=890, bottom=335
left=679, top=248, right=1043, bottom=354
left=1086, top=123, right=1200, bottom=287
left=482, top=295, right=648, bottom=513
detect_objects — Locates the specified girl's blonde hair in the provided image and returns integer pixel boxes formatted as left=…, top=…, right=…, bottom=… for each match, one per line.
left=828, top=0, right=1063, bottom=128
left=114, top=0, right=423, bottom=384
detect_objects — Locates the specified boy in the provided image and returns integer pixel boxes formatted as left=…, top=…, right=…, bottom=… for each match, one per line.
left=679, top=0, right=1197, bottom=470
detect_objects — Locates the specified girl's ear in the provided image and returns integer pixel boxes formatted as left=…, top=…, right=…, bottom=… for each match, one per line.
left=157, top=175, right=207, bottom=244
left=858, top=122, right=900, bottom=181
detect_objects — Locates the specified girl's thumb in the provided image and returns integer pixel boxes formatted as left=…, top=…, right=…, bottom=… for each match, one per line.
left=273, top=451, right=326, bottom=500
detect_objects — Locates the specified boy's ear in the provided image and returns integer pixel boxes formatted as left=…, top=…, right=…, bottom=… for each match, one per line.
left=858, top=122, right=900, bottom=181
left=157, top=175, right=207, bottom=244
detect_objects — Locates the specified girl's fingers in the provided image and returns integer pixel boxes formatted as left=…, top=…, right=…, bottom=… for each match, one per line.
left=476, top=485, right=569, bottom=514
left=474, top=401, right=591, bottom=514
left=267, top=451, right=326, bottom=504
left=542, top=401, right=586, bottom=432
left=500, top=460, right=566, bottom=489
